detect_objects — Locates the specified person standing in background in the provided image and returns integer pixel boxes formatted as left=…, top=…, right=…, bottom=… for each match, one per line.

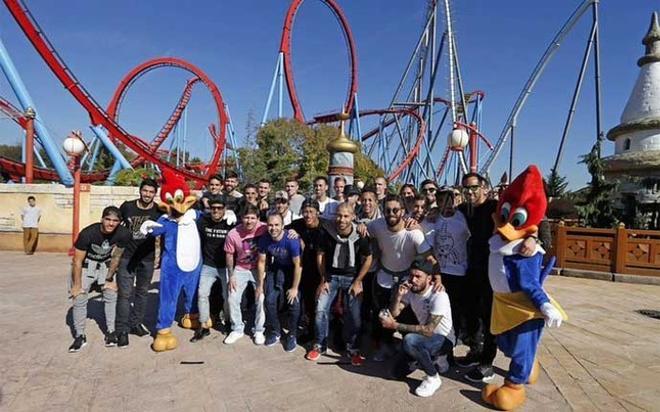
left=21, top=196, right=41, bottom=255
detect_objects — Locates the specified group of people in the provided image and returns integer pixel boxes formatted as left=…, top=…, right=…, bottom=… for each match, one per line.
left=67, top=171, right=549, bottom=398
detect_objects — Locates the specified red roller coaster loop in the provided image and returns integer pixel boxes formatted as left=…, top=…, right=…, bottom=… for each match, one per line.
left=281, top=0, right=358, bottom=122
left=106, top=57, right=227, bottom=159
left=3, top=0, right=227, bottom=185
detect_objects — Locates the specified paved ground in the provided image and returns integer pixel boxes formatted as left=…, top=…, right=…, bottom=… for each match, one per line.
left=1, top=251, right=659, bottom=411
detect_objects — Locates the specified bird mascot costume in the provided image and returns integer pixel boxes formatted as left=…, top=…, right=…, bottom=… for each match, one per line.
left=140, top=169, right=203, bottom=352
left=482, top=165, right=567, bottom=410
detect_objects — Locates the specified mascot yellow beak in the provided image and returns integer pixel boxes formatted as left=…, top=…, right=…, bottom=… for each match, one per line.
left=159, top=195, right=198, bottom=217
left=492, top=212, right=538, bottom=242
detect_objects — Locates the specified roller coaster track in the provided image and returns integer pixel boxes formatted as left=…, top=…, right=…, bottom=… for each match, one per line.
left=314, top=107, right=426, bottom=181
left=280, top=0, right=358, bottom=122
left=3, top=0, right=228, bottom=185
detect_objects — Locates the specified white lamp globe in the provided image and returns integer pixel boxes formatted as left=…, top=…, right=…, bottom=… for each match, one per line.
left=448, top=127, right=469, bottom=151
left=62, top=132, right=86, bottom=156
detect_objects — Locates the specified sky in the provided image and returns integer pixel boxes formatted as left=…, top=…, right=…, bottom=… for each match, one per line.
left=0, top=0, right=655, bottom=189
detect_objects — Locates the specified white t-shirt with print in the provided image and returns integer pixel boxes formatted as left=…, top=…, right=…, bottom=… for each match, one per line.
left=432, top=212, right=470, bottom=276
left=367, top=218, right=430, bottom=288
left=402, top=287, right=455, bottom=342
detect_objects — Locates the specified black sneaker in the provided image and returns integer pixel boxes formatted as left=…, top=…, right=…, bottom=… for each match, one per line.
left=455, top=352, right=480, bottom=368
left=130, top=323, right=150, bottom=337
left=117, top=332, right=129, bottom=349
left=68, top=335, right=87, bottom=353
left=465, top=366, right=495, bottom=383
left=190, top=328, right=210, bottom=343
left=104, top=331, right=118, bottom=347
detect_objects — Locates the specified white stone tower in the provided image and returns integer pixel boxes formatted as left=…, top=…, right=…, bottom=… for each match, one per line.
left=604, top=11, right=660, bottom=228
left=605, top=11, right=660, bottom=177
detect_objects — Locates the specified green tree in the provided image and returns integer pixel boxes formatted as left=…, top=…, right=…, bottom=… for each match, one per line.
left=238, top=118, right=308, bottom=188
left=546, top=168, right=569, bottom=198
left=576, top=142, right=619, bottom=228
left=114, top=167, right=159, bottom=187
left=239, top=119, right=384, bottom=192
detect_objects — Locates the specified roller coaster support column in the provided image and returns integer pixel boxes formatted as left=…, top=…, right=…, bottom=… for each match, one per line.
left=0, top=35, right=73, bottom=185
left=24, top=107, right=35, bottom=183
left=261, top=52, right=284, bottom=125
left=89, top=125, right=132, bottom=184
left=327, top=113, right=358, bottom=193
left=469, top=123, right=478, bottom=173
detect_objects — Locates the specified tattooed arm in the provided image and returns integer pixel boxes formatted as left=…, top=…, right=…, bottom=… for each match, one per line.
left=394, top=314, right=444, bottom=338
left=106, top=246, right=125, bottom=282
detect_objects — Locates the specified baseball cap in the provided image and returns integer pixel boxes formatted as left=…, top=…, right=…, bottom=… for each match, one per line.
left=410, top=257, right=435, bottom=275
left=208, top=196, right=226, bottom=207
left=344, top=185, right=360, bottom=197
left=274, top=190, right=289, bottom=202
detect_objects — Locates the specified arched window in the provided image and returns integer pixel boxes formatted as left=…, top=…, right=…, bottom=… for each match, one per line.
left=624, top=138, right=631, bottom=151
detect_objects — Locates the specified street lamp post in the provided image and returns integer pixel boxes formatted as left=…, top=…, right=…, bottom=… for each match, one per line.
left=62, top=131, right=87, bottom=255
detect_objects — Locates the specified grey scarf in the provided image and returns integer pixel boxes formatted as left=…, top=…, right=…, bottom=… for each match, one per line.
left=325, top=222, right=361, bottom=269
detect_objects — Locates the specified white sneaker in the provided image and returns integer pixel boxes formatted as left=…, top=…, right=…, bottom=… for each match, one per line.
left=223, top=331, right=244, bottom=344
left=415, top=373, right=442, bottom=397
left=434, top=355, right=450, bottom=374
left=253, top=331, right=266, bottom=345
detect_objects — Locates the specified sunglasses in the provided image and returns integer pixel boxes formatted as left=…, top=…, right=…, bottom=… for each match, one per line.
left=463, top=185, right=481, bottom=192
left=384, top=208, right=402, bottom=214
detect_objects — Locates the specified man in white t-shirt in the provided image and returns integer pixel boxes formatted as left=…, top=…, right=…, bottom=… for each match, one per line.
left=381, top=258, right=455, bottom=398
left=366, top=194, right=437, bottom=361
left=313, top=176, right=338, bottom=219
left=21, top=195, right=41, bottom=255
left=433, top=189, right=470, bottom=349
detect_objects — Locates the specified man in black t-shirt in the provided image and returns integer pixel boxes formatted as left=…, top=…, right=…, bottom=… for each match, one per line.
left=457, top=173, right=537, bottom=383
left=68, top=206, right=130, bottom=352
left=190, top=198, right=236, bottom=342
left=286, top=199, right=323, bottom=343
left=116, top=179, right=162, bottom=348
left=306, top=203, right=373, bottom=365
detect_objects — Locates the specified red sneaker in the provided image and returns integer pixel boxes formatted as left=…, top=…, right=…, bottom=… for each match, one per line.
left=350, top=353, right=366, bottom=366
left=306, top=347, right=322, bottom=361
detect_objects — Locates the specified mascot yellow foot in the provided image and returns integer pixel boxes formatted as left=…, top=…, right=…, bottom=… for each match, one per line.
left=528, top=359, right=540, bottom=384
left=180, top=313, right=200, bottom=329
left=152, top=329, right=178, bottom=352
left=482, top=381, right=526, bottom=411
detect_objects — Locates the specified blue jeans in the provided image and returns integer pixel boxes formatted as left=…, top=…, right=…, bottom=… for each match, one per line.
left=402, top=333, right=453, bottom=376
left=227, top=267, right=265, bottom=333
left=264, top=268, right=301, bottom=338
left=315, top=275, right=361, bottom=352
left=197, top=265, right=229, bottom=325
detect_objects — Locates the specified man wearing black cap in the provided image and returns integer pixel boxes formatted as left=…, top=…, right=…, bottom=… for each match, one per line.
left=286, top=198, right=322, bottom=343
left=343, top=185, right=361, bottom=212
left=381, top=258, right=455, bottom=398
left=191, top=197, right=236, bottom=342
left=116, top=178, right=162, bottom=348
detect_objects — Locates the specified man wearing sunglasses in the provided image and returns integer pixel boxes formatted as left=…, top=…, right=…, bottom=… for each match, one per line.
left=366, top=194, right=435, bottom=361
left=191, top=198, right=236, bottom=342
left=457, top=173, right=537, bottom=383
left=420, top=180, right=439, bottom=209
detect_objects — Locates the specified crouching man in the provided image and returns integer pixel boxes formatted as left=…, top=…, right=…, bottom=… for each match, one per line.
left=380, top=258, right=455, bottom=398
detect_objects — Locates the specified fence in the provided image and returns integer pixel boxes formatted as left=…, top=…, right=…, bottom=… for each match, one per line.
left=554, top=222, right=660, bottom=277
